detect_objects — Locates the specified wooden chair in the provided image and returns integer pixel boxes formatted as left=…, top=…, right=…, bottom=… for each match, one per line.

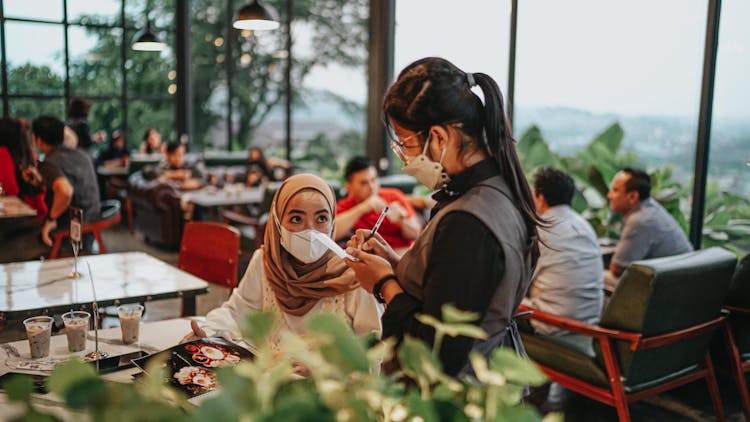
left=519, top=247, right=737, bottom=422
left=721, top=253, right=750, bottom=420
left=178, top=221, right=240, bottom=291
left=48, top=199, right=122, bottom=259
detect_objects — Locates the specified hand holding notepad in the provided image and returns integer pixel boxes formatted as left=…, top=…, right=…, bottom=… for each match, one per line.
left=310, top=231, right=359, bottom=261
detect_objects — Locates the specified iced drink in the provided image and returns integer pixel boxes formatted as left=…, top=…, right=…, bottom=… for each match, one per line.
left=62, top=311, right=90, bottom=352
left=117, top=304, right=143, bottom=344
left=23, top=316, right=54, bottom=359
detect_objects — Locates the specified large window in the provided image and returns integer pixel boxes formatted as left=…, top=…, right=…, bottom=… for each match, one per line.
left=704, top=0, right=750, bottom=254
left=190, top=0, right=369, bottom=181
left=513, top=0, right=707, bottom=240
left=1, top=0, right=176, bottom=152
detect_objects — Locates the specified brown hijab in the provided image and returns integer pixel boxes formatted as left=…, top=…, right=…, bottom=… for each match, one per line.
left=263, top=173, right=358, bottom=316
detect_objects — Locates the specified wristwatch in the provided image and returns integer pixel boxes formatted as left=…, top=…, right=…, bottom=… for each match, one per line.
left=373, top=274, right=398, bottom=304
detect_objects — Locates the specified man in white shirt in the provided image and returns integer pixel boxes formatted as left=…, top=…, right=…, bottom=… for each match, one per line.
left=523, top=167, right=604, bottom=340
left=522, top=167, right=604, bottom=408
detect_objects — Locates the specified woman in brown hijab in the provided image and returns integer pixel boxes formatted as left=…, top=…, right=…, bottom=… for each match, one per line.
left=184, top=174, right=381, bottom=351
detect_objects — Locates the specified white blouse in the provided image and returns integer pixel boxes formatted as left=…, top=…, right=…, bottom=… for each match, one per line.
left=200, top=249, right=382, bottom=351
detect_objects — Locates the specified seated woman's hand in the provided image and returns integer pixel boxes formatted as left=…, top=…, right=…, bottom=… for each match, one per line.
left=347, top=229, right=400, bottom=268
left=179, top=320, right=207, bottom=344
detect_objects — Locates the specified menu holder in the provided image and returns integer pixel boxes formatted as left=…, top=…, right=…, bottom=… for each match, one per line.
left=131, top=337, right=254, bottom=397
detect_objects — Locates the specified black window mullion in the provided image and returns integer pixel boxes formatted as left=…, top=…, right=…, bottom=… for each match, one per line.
left=1, top=0, right=9, bottom=116
left=121, top=0, right=128, bottom=143
left=63, top=0, right=70, bottom=118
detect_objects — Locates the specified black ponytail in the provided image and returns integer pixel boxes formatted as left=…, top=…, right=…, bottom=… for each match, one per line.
left=472, top=72, right=541, bottom=264
left=384, top=57, right=541, bottom=265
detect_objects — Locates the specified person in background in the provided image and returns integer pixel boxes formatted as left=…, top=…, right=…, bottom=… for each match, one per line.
left=244, top=146, right=272, bottom=187
left=66, top=97, right=104, bottom=157
left=0, top=117, right=47, bottom=217
left=182, top=174, right=381, bottom=356
left=96, top=130, right=130, bottom=168
left=139, top=128, right=164, bottom=154
left=156, top=141, right=205, bottom=190
left=605, top=167, right=693, bottom=290
left=343, top=57, right=542, bottom=377
left=33, top=116, right=100, bottom=250
left=63, top=126, right=78, bottom=149
left=334, top=156, right=422, bottom=254
left=520, top=167, right=603, bottom=407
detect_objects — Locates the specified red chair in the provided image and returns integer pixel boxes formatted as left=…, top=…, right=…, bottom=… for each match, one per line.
left=48, top=199, right=122, bottom=259
left=178, top=221, right=240, bottom=291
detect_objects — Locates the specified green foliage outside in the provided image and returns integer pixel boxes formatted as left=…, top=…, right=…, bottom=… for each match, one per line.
left=516, top=123, right=750, bottom=255
left=3, top=306, right=561, bottom=422
left=7, top=0, right=367, bottom=174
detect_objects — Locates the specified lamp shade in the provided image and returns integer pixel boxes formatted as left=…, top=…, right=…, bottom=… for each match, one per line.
left=132, top=21, right=167, bottom=51
left=233, top=0, right=280, bottom=31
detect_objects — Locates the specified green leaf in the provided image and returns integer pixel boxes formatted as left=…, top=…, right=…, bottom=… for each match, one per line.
left=2, top=373, right=34, bottom=402
left=47, top=360, right=98, bottom=397
left=489, top=348, right=547, bottom=386
left=62, top=378, right=107, bottom=409
left=493, top=403, right=541, bottom=422
left=239, top=311, right=278, bottom=347
left=398, top=336, right=443, bottom=383
left=441, top=304, right=481, bottom=324
left=307, top=313, right=370, bottom=372
left=405, top=390, right=439, bottom=422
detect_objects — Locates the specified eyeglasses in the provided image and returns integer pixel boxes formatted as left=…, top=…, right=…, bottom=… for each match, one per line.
left=385, top=124, right=425, bottom=149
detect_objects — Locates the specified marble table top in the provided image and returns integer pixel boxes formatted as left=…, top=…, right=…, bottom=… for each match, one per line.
left=0, top=196, right=36, bottom=219
left=184, top=185, right=265, bottom=208
left=0, top=252, right=208, bottom=320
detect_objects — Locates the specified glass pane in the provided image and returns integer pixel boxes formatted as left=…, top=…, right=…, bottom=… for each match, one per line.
left=394, top=0, right=511, bottom=96
left=190, top=0, right=229, bottom=151
left=704, top=0, right=750, bottom=254
left=86, top=99, right=124, bottom=153
left=125, top=0, right=174, bottom=30
left=514, top=0, right=705, bottom=240
left=231, top=16, right=286, bottom=154
left=4, top=0, right=63, bottom=22
left=5, top=22, right=65, bottom=95
left=68, top=0, right=122, bottom=25
left=126, top=29, right=175, bottom=96
left=9, top=98, right=66, bottom=122
left=127, top=99, right=176, bottom=149
left=69, top=26, right=123, bottom=96
left=287, top=0, right=369, bottom=178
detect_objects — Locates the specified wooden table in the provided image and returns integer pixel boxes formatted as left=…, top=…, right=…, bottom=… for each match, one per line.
left=0, top=252, right=208, bottom=322
left=0, top=196, right=36, bottom=219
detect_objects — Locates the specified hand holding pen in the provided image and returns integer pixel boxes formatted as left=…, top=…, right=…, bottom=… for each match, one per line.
left=365, top=206, right=389, bottom=242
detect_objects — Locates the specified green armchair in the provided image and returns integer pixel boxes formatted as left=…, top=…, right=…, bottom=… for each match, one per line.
left=722, top=253, right=750, bottom=420
left=519, top=247, right=737, bottom=421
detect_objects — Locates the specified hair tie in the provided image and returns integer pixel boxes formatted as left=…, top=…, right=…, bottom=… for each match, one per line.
left=466, top=72, right=477, bottom=87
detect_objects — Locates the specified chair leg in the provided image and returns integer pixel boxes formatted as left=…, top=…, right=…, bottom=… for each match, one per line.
left=723, top=323, right=750, bottom=420
left=126, top=197, right=134, bottom=234
left=703, top=353, right=726, bottom=422
left=599, top=338, right=631, bottom=422
left=93, top=230, right=107, bottom=254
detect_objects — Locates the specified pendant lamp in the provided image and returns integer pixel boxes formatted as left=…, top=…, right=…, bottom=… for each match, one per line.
left=233, top=0, right=280, bottom=31
left=132, top=20, right=167, bottom=51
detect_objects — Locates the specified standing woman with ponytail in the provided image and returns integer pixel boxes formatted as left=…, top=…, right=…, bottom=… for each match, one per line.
left=345, top=57, right=541, bottom=376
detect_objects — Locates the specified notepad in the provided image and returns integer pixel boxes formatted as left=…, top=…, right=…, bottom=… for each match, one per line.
left=310, top=231, right=359, bottom=261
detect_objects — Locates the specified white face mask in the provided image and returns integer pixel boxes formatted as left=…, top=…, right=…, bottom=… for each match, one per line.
left=274, top=209, right=331, bottom=264
left=279, top=227, right=330, bottom=264
left=402, top=134, right=450, bottom=191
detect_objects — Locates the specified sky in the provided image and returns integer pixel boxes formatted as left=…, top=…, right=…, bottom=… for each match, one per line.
left=2, top=0, right=748, bottom=118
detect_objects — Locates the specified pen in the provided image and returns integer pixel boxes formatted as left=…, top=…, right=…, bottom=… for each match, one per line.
left=365, top=206, right=389, bottom=242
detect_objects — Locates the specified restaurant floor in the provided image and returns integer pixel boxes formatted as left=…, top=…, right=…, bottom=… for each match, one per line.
left=3, top=223, right=747, bottom=421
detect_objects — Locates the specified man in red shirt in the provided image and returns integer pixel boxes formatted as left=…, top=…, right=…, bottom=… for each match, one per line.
left=335, top=156, right=422, bottom=254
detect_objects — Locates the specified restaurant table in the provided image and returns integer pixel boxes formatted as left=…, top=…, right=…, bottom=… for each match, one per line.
left=0, top=318, right=222, bottom=418
left=185, top=185, right=264, bottom=208
left=0, top=252, right=208, bottom=322
left=0, top=196, right=36, bottom=219
left=96, top=165, right=129, bottom=177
